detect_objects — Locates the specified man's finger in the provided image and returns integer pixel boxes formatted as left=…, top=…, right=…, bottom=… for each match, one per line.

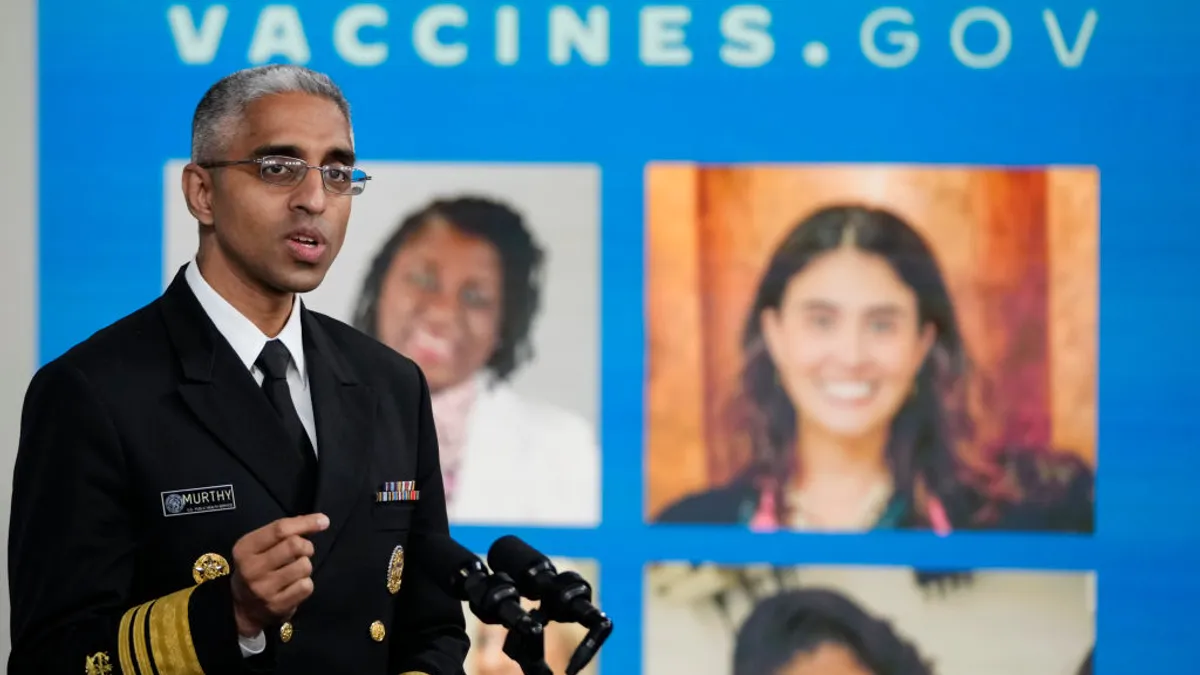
left=243, top=514, right=329, bottom=553
left=271, top=576, right=316, bottom=614
left=260, top=535, right=316, bottom=571
left=268, top=555, right=314, bottom=595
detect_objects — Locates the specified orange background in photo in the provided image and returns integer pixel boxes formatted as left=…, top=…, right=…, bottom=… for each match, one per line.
left=644, top=164, right=1099, bottom=521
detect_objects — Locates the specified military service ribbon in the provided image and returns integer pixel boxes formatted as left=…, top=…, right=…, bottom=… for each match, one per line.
left=376, top=480, right=420, bottom=502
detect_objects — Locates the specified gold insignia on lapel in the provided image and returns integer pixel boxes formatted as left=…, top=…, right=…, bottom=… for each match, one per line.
left=386, top=545, right=405, bottom=594
left=192, top=553, right=230, bottom=585
left=369, top=620, right=386, bottom=642
left=280, top=622, right=294, bottom=643
left=85, top=651, right=113, bottom=675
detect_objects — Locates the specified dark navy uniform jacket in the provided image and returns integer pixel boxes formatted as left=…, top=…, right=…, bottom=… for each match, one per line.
left=7, top=268, right=469, bottom=675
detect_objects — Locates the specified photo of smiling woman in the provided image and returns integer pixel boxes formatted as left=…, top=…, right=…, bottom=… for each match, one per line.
left=645, top=164, right=1097, bottom=533
left=351, top=193, right=600, bottom=526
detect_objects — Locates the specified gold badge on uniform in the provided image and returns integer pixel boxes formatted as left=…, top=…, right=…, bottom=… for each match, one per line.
left=85, top=652, right=112, bottom=675
left=386, top=545, right=405, bottom=594
left=193, top=553, right=231, bottom=585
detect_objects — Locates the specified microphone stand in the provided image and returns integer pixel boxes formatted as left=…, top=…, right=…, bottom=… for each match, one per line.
left=565, top=612, right=613, bottom=675
left=502, top=609, right=553, bottom=675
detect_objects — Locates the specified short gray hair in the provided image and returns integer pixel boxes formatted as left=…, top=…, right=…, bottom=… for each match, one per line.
left=190, top=64, right=352, bottom=163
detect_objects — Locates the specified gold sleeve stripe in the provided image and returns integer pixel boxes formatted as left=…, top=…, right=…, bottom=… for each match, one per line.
left=116, top=587, right=202, bottom=675
left=117, top=602, right=137, bottom=675
left=146, top=586, right=203, bottom=675
left=132, top=601, right=156, bottom=675
left=117, top=598, right=155, bottom=675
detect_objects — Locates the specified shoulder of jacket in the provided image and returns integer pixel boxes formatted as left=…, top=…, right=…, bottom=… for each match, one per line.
left=46, top=299, right=165, bottom=378
left=997, top=446, right=1094, bottom=493
left=989, top=446, right=1095, bottom=533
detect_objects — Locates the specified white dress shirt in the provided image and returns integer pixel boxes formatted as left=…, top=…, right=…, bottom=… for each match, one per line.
left=185, top=259, right=319, bottom=656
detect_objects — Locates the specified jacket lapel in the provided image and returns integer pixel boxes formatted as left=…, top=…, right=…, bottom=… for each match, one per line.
left=301, top=308, right=376, bottom=573
left=159, top=267, right=309, bottom=515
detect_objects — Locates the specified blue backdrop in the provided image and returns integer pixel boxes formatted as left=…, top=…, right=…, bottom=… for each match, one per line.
left=39, top=1, right=1200, bottom=672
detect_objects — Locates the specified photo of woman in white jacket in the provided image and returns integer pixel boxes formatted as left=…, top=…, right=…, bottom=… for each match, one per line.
left=351, top=194, right=600, bottom=526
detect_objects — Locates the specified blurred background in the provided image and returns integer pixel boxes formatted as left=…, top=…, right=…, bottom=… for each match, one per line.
left=5, top=1, right=1200, bottom=673
left=0, top=0, right=38, bottom=667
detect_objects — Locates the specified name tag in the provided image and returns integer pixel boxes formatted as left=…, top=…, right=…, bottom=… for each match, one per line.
left=161, top=484, right=237, bottom=517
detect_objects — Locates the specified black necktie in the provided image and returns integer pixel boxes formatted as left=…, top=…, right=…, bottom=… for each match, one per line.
left=256, top=339, right=318, bottom=508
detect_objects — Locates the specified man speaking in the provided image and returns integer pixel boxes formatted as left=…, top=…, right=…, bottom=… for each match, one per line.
left=7, top=65, right=469, bottom=674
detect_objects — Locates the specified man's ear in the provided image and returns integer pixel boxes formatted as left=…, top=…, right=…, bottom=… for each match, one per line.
left=181, top=163, right=216, bottom=227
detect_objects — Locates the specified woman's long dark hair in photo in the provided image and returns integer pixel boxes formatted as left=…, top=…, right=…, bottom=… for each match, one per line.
left=665, top=203, right=1097, bottom=534
left=733, top=588, right=933, bottom=675
left=351, top=195, right=545, bottom=382
left=732, top=204, right=1007, bottom=529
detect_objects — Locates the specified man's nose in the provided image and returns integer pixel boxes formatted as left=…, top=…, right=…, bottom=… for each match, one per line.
left=289, top=167, right=328, bottom=215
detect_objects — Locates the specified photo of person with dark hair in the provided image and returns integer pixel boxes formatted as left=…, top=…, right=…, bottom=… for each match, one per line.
left=733, top=589, right=932, bottom=675
left=164, top=162, right=602, bottom=526
left=350, top=194, right=599, bottom=524
left=646, top=164, right=1097, bottom=534
left=644, top=564, right=1095, bottom=675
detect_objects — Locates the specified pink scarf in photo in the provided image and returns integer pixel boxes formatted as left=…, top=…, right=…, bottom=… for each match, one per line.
left=430, top=376, right=479, bottom=504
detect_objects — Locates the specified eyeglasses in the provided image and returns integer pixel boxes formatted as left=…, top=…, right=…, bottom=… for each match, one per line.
left=199, top=155, right=372, bottom=195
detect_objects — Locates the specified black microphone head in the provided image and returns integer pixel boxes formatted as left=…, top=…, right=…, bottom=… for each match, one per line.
left=488, top=535, right=555, bottom=595
left=413, top=531, right=486, bottom=600
left=488, top=535, right=543, bottom=569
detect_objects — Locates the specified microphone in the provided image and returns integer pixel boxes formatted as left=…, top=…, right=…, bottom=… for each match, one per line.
left=413, top=532, right=543, bottom=637
left=488, top=535, right=614, bottom=675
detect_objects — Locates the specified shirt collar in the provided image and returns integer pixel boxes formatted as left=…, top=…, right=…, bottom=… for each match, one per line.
left=185, top=258, right=307, bottom=380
